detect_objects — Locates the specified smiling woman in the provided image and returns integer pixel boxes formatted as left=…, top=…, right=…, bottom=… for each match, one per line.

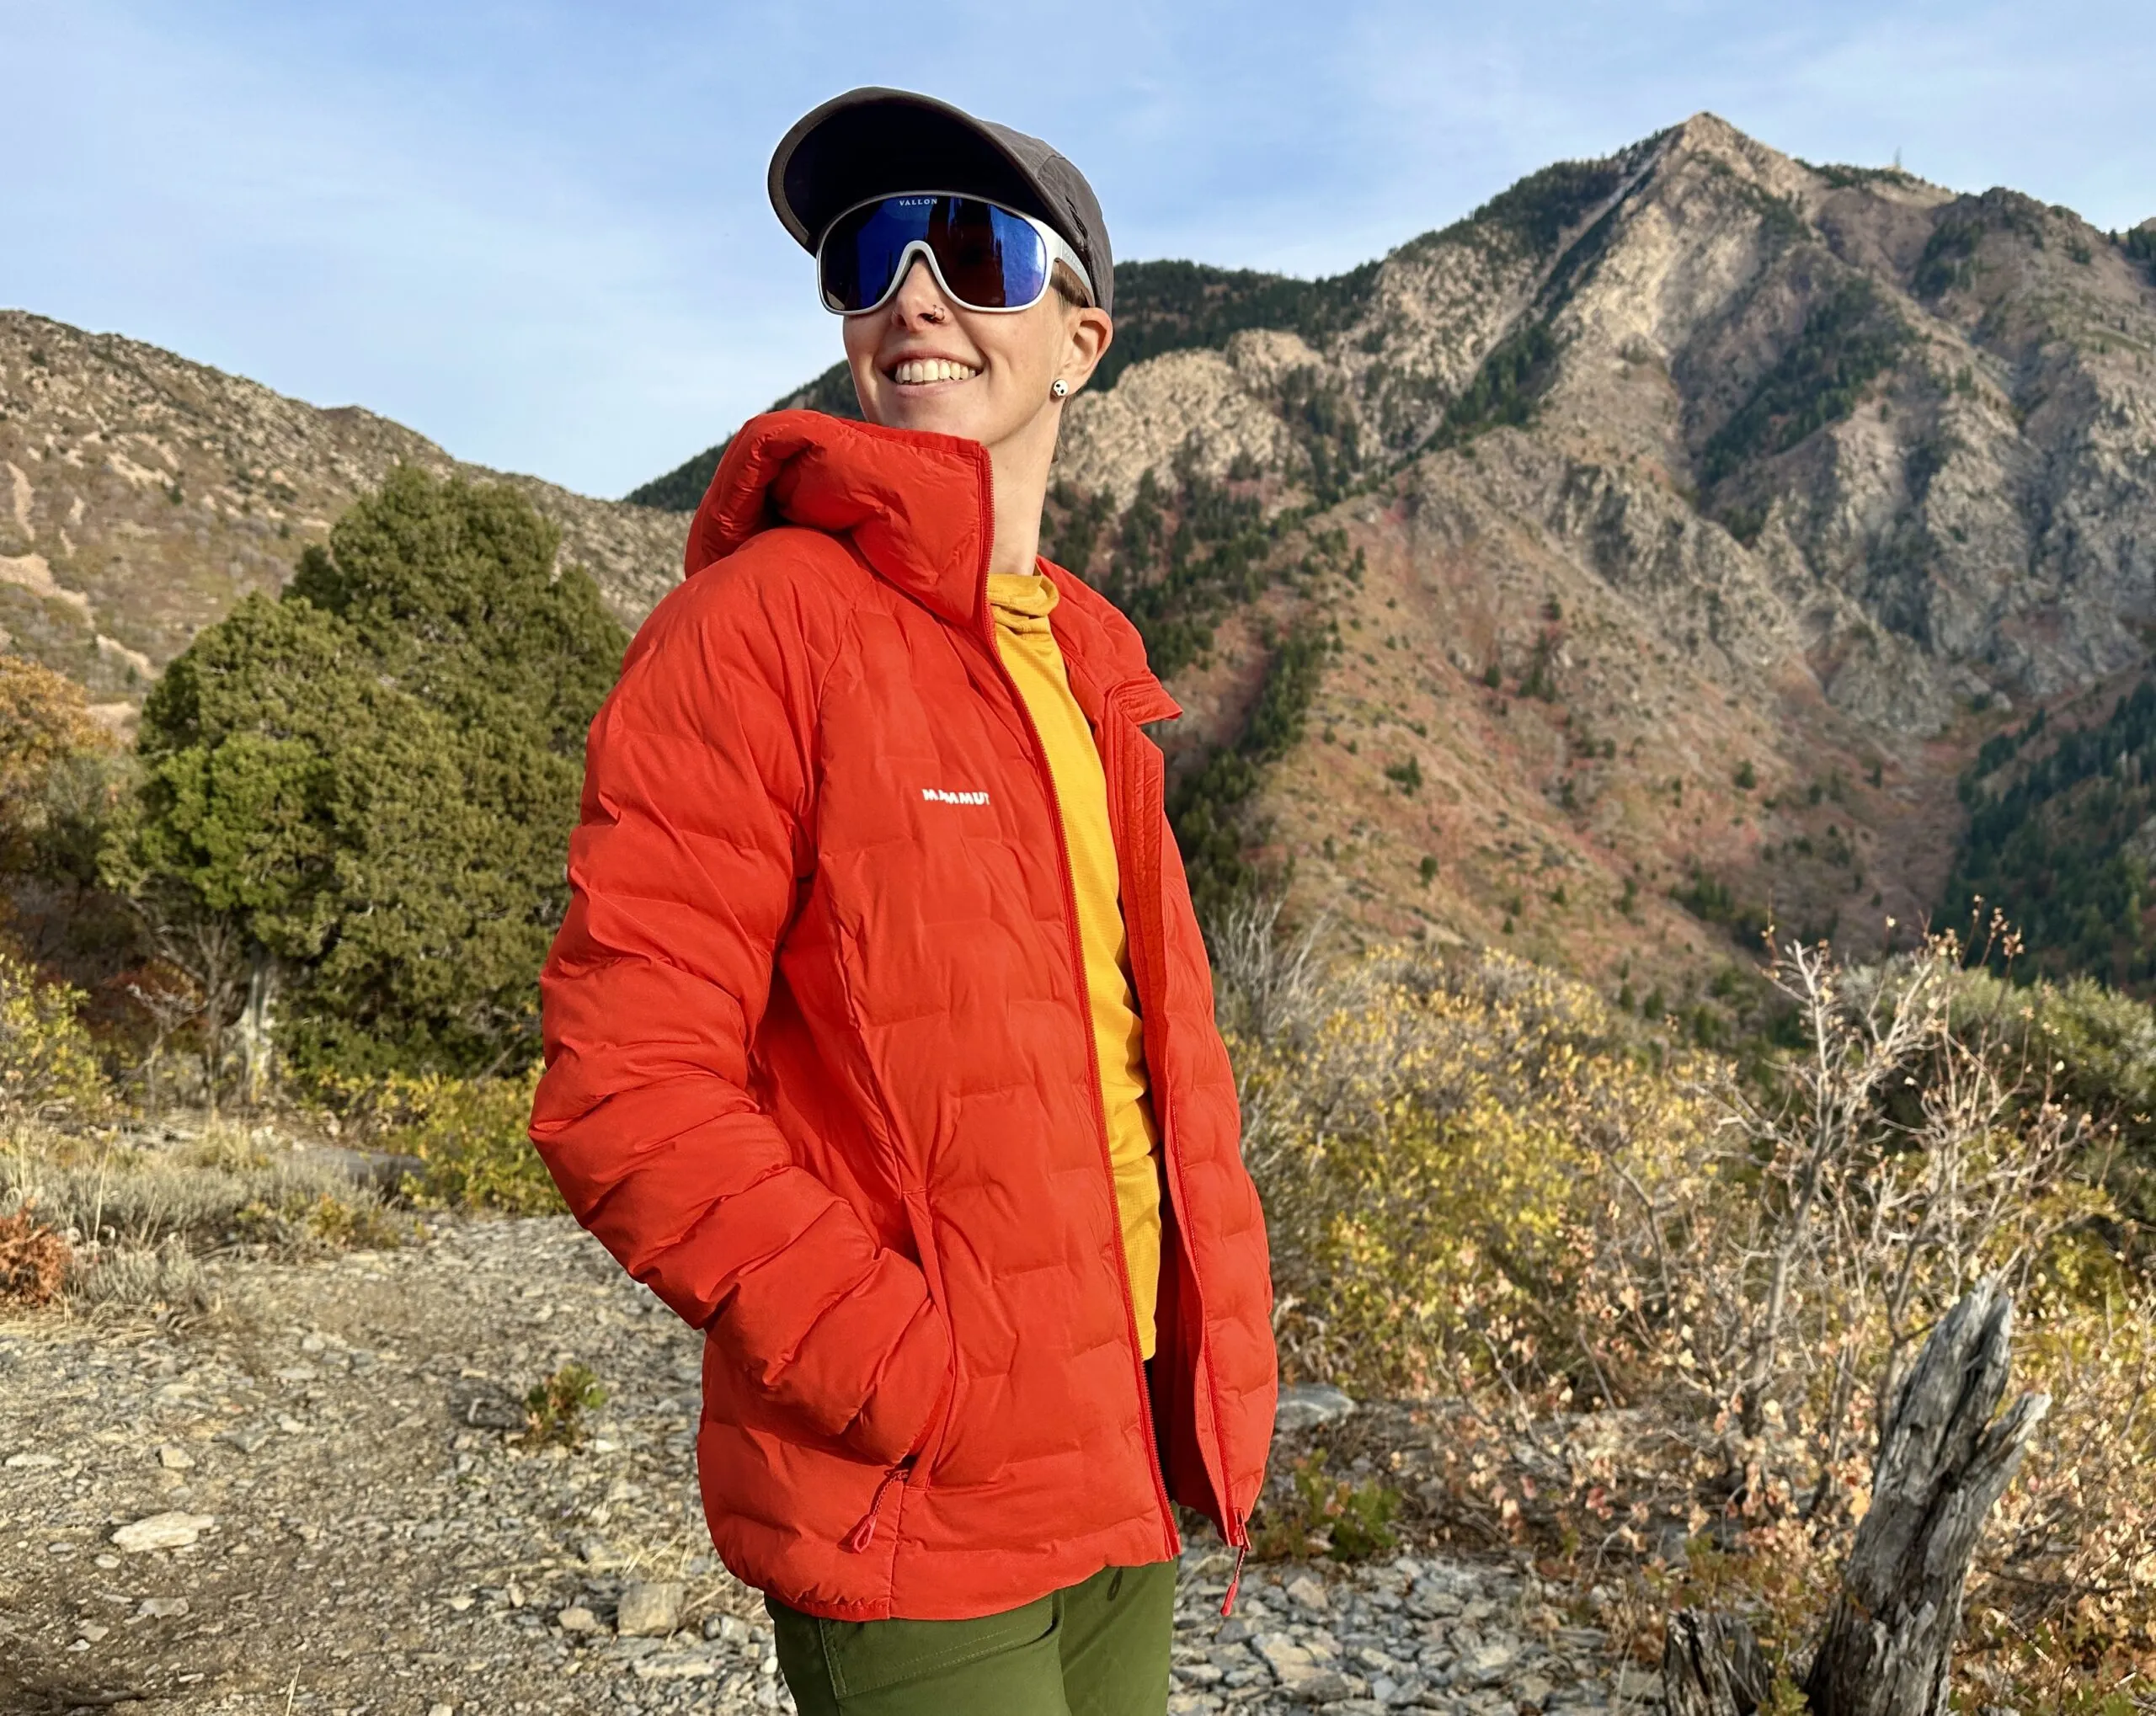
left=836, top=214, right=1110, bottom=584
left=529, top=85, right=1278, bottom=1716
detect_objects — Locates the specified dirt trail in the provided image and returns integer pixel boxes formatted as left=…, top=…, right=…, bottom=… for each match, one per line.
left=0, top=1218, right=1638, bottom=1716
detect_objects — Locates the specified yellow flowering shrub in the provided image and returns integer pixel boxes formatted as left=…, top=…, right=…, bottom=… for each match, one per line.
left=0, top=940, right=109, bottom=1132
left=1224, top=925, right=2155, bottom=1701
left=317, top=1063, right=558, bottom=1215
left=1235, top=946, right=1715, bottom=1394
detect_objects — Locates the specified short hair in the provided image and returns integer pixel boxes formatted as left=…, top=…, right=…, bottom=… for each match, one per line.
left=1049, top=258, right=1092, bottom=310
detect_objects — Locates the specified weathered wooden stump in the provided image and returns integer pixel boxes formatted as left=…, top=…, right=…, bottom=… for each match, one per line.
left=1663, top=1609, right=1769, bottom=1716
left=1663, top=1278, right=2049, bottom=1716
left=1804, top=1278, right=2048, bottom=1715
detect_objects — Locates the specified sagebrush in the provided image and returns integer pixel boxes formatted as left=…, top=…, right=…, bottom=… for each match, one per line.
left=1218, top=900, right=2153, bottom=1703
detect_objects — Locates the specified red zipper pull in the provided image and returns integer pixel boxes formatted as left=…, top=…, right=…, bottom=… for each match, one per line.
left=1219, top=1516, right=1250, bottom=1617
left=841, top=1463, right=910, bottom=1553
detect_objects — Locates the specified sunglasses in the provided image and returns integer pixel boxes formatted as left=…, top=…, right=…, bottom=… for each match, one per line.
left=817, top=194, right=1096, bottom=316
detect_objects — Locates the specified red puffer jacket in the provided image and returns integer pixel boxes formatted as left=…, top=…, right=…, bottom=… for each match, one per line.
left=531, top=411, right=1276, bottom=1622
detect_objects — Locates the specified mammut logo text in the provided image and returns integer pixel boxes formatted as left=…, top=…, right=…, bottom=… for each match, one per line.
left=921, top=787, right=991, bottom=806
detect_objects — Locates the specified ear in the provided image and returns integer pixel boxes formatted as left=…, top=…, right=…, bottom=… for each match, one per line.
left=1055, top=306, right=1113, bottom=399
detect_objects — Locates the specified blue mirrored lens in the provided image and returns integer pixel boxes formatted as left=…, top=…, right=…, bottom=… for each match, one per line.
left=819, top=196, right=1051, bottom=312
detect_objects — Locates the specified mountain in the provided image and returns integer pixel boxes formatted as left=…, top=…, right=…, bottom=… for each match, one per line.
left=0, top=311, right=682, bottom=710
left=14, top=113, right=2156, bottom=1005
left=632, top=115, right=2156, bottom=996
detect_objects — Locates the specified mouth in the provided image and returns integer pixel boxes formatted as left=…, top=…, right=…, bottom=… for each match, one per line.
left=885, top=356, right=981, bottom=388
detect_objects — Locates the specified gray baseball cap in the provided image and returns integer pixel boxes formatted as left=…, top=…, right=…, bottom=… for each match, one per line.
left=768, top=88, right=1115, bottom=316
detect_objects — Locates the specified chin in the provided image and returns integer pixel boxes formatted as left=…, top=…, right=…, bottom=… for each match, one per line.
left=871, top=387, right=997, bottom=442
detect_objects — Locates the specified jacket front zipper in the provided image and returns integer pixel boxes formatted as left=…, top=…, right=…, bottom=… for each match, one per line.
left=1100, top=683, right=1257, bottom=1615
left=1221, top=1524, right=1250, bottom=1617
left=972, top=536, right=1179, bottom=1560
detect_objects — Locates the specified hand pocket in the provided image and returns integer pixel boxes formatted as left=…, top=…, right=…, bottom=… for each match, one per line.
left=787, top=1593, right=1059, bottom=1700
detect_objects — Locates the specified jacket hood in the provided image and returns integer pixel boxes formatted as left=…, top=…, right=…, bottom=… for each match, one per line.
left=687, top=411, right=995, bottom=635
left=684, top=411, right=1172, bottom=714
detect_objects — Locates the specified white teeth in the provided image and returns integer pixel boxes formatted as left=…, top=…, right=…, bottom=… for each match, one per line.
left=893, top=358, right=979, bottom=385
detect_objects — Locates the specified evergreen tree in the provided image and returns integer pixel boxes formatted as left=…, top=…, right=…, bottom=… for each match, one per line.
left=106, top=467, right=627, bottom=1081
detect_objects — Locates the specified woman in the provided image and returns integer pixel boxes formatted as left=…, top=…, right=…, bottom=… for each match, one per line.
left=531, top=87, right=1277, bottom=1715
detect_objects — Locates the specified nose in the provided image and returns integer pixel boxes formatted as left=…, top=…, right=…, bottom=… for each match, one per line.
left=887, top=255, right=953, bottom=326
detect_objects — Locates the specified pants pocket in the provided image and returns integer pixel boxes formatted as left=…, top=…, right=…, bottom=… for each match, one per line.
left=768, top=1592, right=1059, bottom=1708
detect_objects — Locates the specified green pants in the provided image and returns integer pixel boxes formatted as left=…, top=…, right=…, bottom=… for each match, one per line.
left=766, top=1561, right=1177, bottom=1715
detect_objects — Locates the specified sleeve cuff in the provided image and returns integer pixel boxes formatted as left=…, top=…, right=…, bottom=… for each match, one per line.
left=843, top=1295, right=955, bottom=1466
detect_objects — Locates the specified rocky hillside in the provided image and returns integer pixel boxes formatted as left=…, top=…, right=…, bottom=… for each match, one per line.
left=0, top=312, right=681, bottom=711
left=13, top=113, right=2156, bottom=998
left=643, top=114, right=2156, bottom=991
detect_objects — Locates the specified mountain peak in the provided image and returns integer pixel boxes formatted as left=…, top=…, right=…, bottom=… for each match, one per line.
left=12, top=120, right=2156, bottom=995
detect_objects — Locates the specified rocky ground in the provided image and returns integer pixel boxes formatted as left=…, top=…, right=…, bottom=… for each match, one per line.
left=0, top=1216, right=1654, bottom=1716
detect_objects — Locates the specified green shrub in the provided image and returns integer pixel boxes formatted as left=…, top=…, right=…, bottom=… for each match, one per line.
left=1702, top=279, right=1910, bottom=482
left=1945, top=680, right=2156, bottom=990
left=1251, top=1448, right=1402, bottom=1563
left=2126, top=224, right=2156, bottom=287
left=0, top=941, right=109, bottom=1129
left=1470, top=156, right=1631, bottom=256
left=1428, top=320, right=1558, bottom=450
left=233, top=1190, right=414, bottom=1253
left=388, top=1066, right=560, bottom=1215
left=523, top=1361, right=606, bottom=1448
left=1168, top=618, right=1331, bottom=929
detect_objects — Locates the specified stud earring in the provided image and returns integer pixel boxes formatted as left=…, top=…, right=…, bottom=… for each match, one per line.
left=1049, top=378, right=1070, bottom=399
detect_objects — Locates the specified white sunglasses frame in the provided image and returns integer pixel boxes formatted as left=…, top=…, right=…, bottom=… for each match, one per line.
left=816, top=193, right=1097, bottom=317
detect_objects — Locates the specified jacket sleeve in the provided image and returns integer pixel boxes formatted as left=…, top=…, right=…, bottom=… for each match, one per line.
left=531, top=558, right=950, bottom=1467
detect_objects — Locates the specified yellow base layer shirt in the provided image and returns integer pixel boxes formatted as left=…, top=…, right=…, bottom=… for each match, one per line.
left=985, top=570, right=1166, bottom=1359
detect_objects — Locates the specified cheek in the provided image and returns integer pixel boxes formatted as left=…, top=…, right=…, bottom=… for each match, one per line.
left=968, top=305, right=1059, bottom=387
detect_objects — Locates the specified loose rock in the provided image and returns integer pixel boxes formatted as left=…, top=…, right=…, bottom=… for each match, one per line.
left=109, top=1512, right=214, bottom=1553
left=0, top=1209, right=1652, bottom=1715
left=616, top=1580, right=685, bottom=1638
left=1273, top=1385, right=1358, bottom=1433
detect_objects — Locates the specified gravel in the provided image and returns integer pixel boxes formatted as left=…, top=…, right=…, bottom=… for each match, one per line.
left=0, top=1215, right=1652, bottom=1714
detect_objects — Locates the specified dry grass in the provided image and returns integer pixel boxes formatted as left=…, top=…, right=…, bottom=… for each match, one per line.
left=1, top=1117, right=412, bottom=1319
left=1, top=1127, right=399, bottom=1255
left=65, top=1236, right=233, bottom=1321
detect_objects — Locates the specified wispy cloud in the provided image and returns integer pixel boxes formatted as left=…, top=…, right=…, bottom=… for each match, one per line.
left=4, top=0, right=2149, bottom=498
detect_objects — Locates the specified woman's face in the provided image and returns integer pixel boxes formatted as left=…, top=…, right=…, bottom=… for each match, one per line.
left=842, top=257, right=1111, bottom=456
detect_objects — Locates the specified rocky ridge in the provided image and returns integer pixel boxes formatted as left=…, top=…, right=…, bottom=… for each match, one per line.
left=0, top=312, right=681, bottom=708
left=11, top=113, right=2156, bottom=980
left=1060, top=116, right=2156, bottom=732
left=1039, top=115, right=2156, bottom=972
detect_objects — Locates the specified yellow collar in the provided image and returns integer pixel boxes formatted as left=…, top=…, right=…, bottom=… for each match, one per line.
left=985, top=570, right=1059, bottom=633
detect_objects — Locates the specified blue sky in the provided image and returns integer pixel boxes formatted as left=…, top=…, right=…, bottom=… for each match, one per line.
left=5, top=1, right=2152, bottom=499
